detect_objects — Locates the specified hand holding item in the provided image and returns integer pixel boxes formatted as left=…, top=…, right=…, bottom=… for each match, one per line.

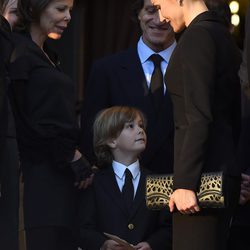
left=169, top=189, right=200, bottom=214
left=103, top=233, right=135, bottom=250
left=101, top=239, right=129, bottom=250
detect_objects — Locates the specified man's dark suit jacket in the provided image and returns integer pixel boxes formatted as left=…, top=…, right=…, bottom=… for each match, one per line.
left=165, top=11, right=241, bottom=191
left=80, top=48, right=174, bottom=174
left=78, top=167, right=172, bottom=250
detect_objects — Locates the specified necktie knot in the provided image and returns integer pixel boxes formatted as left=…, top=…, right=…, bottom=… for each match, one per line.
left=124, top=168, right=133, bottom=181
left=150, top=54, right=163, bottom=68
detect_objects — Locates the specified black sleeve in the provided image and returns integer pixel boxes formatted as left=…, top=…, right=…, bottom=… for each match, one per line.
left=9, top=45, right=78, bottom=168
left=173, top=26, right=216, bottom=190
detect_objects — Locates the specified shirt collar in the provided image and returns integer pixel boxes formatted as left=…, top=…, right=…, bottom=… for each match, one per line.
left=112, top=160, right=140, bottom=179
left=137, top=36, right=176, bottom=64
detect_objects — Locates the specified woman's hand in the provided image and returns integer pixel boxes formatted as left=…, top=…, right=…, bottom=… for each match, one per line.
left=169, top=189, right=200, bottom=214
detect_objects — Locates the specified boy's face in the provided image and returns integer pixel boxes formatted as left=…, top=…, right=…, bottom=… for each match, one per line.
left=110, top=114, right=147, bottom=161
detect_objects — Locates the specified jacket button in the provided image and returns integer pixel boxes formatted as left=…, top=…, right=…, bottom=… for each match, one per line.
left=128, top=223, right=134, bottom=230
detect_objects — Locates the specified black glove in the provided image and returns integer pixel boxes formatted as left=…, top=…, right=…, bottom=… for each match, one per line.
left=70, top=156, right=93, bottom=183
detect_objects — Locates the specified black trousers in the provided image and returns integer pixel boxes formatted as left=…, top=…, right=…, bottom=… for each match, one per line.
left=0, top=138, right=19, bottom=250
left=227, top=202, right=250, bottom=250
left=25, top=226, right=78, bottom=250
left=228, top=225, right=250, bottom=250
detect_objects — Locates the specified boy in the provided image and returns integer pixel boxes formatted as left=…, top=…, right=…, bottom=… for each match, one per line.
left=78, top=106, right=171, bottom=250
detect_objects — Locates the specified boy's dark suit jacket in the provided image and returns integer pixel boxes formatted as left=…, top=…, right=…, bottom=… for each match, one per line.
left=78, top=167, right=172, bottom=250
left=80, top=48, right=174, bottom=174
left=165, top=11, right=241, bottom=191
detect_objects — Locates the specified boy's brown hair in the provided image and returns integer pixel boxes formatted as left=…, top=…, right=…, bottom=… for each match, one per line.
left=93, top=106, right=146, bottom=166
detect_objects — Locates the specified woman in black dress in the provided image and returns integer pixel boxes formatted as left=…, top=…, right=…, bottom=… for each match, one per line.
left=9, top=0, right=93, bottom=249
left=150, top=0, right=241, bottom=249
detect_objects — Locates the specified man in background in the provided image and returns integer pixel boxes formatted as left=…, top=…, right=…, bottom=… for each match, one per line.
left=80, top=0, right=176, bottom=174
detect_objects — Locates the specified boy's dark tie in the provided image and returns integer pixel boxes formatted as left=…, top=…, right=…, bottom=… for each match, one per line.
left=122, top=169, right=134, bottom=210
left=149, top=54, right=164, bottom=111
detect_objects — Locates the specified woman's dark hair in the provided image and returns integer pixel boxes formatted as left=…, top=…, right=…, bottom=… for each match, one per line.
left=15, top=0, right=51, bottom=31
left=131, top=0, right=144, bottom=24
left=205, top=0, right=232, bottom=30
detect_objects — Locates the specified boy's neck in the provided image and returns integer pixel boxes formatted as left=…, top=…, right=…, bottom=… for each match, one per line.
left=113, top=156, right=138, bottom=167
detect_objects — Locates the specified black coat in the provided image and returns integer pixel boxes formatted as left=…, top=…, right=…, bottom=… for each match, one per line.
left=9, top=32, right=79, bottom=228
left=0, top=16, right=12, bottom=161
left=165, top=11, right=241, bottom=191
left=233, top=5, right=250, bottom=227
left=0, top=16, right=19, bottom=250
left=80, top=48, right=174, bottom=174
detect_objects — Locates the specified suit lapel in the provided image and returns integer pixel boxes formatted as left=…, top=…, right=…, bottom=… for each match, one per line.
left=129, top=169, right=147, bottom=220
left=119, top=48, right=149, bottom=96
left=118, top=48, right=157, bottom=119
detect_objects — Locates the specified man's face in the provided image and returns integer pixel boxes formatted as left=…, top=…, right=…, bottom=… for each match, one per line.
left=138, top=0, right=175, bottom=52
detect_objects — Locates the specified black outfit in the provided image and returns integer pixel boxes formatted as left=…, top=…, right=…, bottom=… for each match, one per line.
left=0, top=16, right=19, bottom=250
left=78, top=167, right=172, bottom=250
left=165, top=11, right=241, bottom=250
left=9, top=32, right=79, bottom=250
left=0, top=17, right=8, bottom=152
left=228, top=5, right=250, bottom=250
left=80, top=47, right=174, bottom=174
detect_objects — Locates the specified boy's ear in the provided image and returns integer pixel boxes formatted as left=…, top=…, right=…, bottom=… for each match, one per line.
left=107, top=138, right=117, bottom=149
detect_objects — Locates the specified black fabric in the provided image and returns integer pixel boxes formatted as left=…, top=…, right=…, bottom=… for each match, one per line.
left=173, top=175, right=240, bottom=250
left=149, top=54, right=164, bottom=112
left=0, top=16, right=12, bottom=171
left=0, top=16, right=19, bottom=250
left=8, top=32, right=80, bottom=230
left=164, top=10, right=241, bottom=250
left=165, top=11, right=241, bottom=191
left=228, top=225, right=250, bottom=250
left=9, top=32, right=78, bottom=168
left=25, top=226, right=78, bottom=250
left=122, top=169, right=134, bottom=210
left=0, top=139, right=19, bottom=250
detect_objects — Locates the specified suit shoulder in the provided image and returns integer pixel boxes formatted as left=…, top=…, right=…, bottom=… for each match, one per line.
left=141, top=167, right=153, bottom=175
left=93, top=47, right=137, bottom=67
left=93, top=167, right=112, bottom=180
